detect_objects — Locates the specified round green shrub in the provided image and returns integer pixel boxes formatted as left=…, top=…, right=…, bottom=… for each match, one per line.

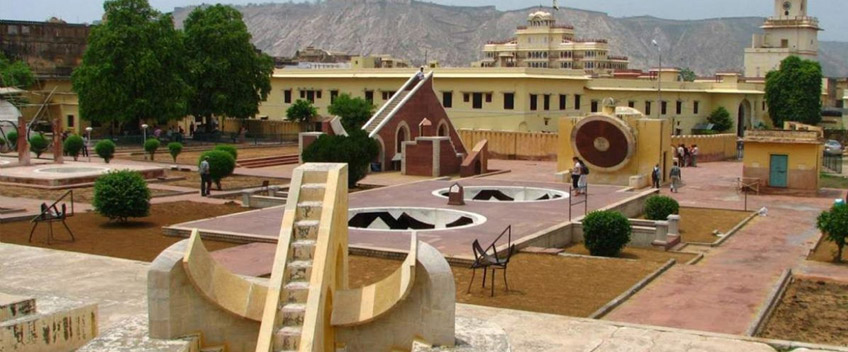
left=214, top=144, right=238, bottom=160
left=6, top=130, right=18, bottom=148
left=817, top=204, right=848, bottom=263
left=29, top=133, right=48, bottom=158
left=582, top=210, right=631, bottom=257
left=302, top=129, right=378, bottom=188
left=645, top=195, right=680, bottom=221
left=144, top=139, right=161, bottom=160
left=93, top=170, right=151, bottom=222
left=199, top=150, right=235, bottom=183
left=168, top=142, right=183, bottom=163
left=0, top=137, right=5, bottom=147
left=63, top=135, right=85, bottom=160
left=95, top=139, right=116, bottom=163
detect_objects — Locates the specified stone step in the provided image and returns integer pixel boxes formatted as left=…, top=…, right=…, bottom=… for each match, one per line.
left=272, top=326, right=302, bottom=351
left=283, top=281, right=310, bottom=304
left=280, top=303, right=307, bottom=327
left=291, top=240, right=317, bottom=261
left=296, top=201, right=323, bottom=220
left=294, top=220, right=319, bottom=240
left=302, top=171, right=328, bottom=184
left=285, top=260, right=313, bottom=282
left=299, top=183, right=326, bottom=202
left=0, top=293, right=36, bottom=323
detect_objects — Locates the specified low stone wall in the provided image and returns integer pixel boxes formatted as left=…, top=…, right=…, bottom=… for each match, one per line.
left=458, top=129, right=557, bottom=161
left=670, top=133, right=737, bottom=162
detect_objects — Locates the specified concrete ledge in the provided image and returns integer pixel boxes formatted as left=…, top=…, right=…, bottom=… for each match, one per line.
left=588, top=258, right=677, bottom=319
left=746, top=269, right=793, bottom=337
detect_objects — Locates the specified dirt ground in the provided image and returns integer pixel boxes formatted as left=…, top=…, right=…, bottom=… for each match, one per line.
left=126, top=145, right=299, bottom=165
left=759, top=278, right=848, bottom=346
left=563, top=244, right=697, bottom=264
left=0, top=184, right=180, bottom=203
left=0, top=201, right=243, bottom=261
left=808, top=237, right=847, bottom=266
left=164, top=170, right=289, bottom=191
left=347, top=253, right=664, bottom=317
left=679, top=207, right=752, bottom=243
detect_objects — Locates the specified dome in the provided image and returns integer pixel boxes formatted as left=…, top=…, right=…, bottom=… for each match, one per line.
left=527, top=11, right=553, bottom=21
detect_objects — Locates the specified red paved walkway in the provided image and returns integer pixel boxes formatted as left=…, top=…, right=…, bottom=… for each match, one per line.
left=606, top=162, right=841, bottom=335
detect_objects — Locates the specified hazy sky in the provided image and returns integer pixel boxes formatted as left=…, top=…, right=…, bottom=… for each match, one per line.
left=2, top=0, right=845, bottom=41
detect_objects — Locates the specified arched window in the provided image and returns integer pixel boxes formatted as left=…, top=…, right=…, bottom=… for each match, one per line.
left=438, top=123, right=448, bottom=137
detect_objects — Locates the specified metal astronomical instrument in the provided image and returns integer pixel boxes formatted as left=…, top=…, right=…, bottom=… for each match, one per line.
left=570, top=114, right=636, bottom=172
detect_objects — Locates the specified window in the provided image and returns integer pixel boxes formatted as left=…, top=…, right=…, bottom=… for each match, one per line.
left=574, top=95, right=582, bottom=110
left=382, top=91, right=392, bottom=100
left=628, top=101, right=636, bottom=108
left=485, top=93, right=492, bottom=103
left=66, top=115, right=75, bottom=128
left=503, top=93, right=514, bottom=110
left=396, top=126, right=408, bottom=153
left=306, top=90, right=315, bottom=103
left=365, top=90, right=374, bottom=103
left=442, top=92, right=453, bottom=108
left=645, top=101, right=652, bottom=116
left=316, top=90, right=322, bottom=99
left=529, top=94, right=538, bottom=111
left=472, top=93, right=483, bottom=109
left=591, top=100, right=599, bottom=113
left=693, top=101, right=699, bottom=114
left=284, top=89, right=292, bottom=104
left=676, top=101, right=682, bottom=115
left=661, top=101, right=667, bottom=115
left=330, top=90, right=339, bottom=104
left=559, top=94, right=567, bottom=110
left=463, top=93, right=470, bottom=103
left=762, top=101, right=766, bottom=110
left=299, top=90, right=306, bottom=99
left=543, top=95, right=550, bottom=111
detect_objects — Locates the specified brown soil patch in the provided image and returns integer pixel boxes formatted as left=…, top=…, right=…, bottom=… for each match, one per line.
left=0, top=201, right=243, bottom=261
left=126, top=145, right=299, bottom=165
left=563, top=244, right=697, bottom=264
left=679, top=207, right=752, bottom=243
left=164, top=170, right=288, bottom=191
left=0, top=184, right=180, bottom=203
left=348, top=253, right=663, bottom=317
left=759, top=278, right=848, bottom=345
left=808, top=237, right=847, bottom=266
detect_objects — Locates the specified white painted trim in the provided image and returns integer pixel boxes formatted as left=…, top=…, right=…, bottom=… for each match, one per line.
left=368, top=71, right=435, bottom=138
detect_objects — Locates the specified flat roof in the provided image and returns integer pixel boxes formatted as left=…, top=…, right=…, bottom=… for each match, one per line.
left=272, top=67, right=591, bottom=80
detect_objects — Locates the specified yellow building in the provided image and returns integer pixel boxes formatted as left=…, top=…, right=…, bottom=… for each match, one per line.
left=262, top=67, right=769, bottom=136
left=744, top=0, right=821, bottom=78
left=476, top=11, right=628, bottom=75
left=742, top=122, right=823, bottom=191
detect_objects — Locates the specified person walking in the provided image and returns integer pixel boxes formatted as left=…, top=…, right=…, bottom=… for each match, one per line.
left=199, top=156, right=212, bottom=197
left=677, top=144, right=685, bottom=166
left=669, top=162, right=682, bottom=193
left=577, top=161, right=589, bottom=195
left=571, top=157, right=582, bottom=194
left=651, top=164, right=661, bottom=189
left=691, top=144, right=699, bottom=167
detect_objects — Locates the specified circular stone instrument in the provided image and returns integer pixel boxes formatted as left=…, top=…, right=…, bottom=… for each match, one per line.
left=570, top=114, right=636, bottom=172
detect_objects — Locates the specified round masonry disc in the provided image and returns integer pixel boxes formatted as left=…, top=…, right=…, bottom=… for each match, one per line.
left=571, top=114, right=635, bottom=172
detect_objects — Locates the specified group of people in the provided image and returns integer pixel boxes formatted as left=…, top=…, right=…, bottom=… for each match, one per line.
left=150, top=125, right=187, bottom=143
left=570, top=157, right=589, bottom=195
left=651, top=162, right=683, bottom=193
left=675, top=144, right=699, bottom=167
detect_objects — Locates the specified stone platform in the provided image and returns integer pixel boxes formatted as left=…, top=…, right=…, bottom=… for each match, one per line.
left=0, top=159, right=166, bottom=188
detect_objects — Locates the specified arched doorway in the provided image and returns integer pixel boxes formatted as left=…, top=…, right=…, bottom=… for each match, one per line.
left=737, top=99, right=752, bottom=137
left=394, top=124, right=410, bottom=171
left=437, top=122, right=448, bottom=137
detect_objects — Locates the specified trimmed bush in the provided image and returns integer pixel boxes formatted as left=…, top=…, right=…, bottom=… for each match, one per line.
left=29, top=133, right=48, bottom=158
left=63, top=135, right=85, bottom=160
left=214, top=144, right=238, bottom=160
left=645, top=195, right=680, bottom=221
left=817, top=204, right=848, bottom=263
left=199, top=150, right=236, bottom=187
left=168, top=142, right=183, bottom=163
left=6, top=130, right=17, bottom=148
left=144, top=138, right=161, bottom=161
left=95, top=139, right=116, bottom=163
left=302, top=129, right=379, bottom=188
left=707, top=107, right=733, bottom=133
left=93, top=170, right=151, bottom=222
left=582, top=210, right=631, bottom=257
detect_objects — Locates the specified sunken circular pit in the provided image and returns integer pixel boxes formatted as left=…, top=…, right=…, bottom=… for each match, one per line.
left=432, top=186, right=569, bottom=203
left=348, top=207, right=486, bottom=232
left=34, top=166, right=110, bottom=174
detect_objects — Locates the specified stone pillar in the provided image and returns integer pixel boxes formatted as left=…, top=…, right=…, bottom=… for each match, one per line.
left=52, top=117, right=64, bottom=164
left=17, top=116, right=30, bottom=166
left=447, top=183, right=465, bottom=206
left=667, top=214, right=680, bottom=236
left=242, top=191, right=252, bottom=208
left=653, top=220, right=669, bottom=245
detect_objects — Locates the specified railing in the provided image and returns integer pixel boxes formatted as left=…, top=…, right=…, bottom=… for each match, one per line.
left=824, top=153, right=843, bottom=174
left=568, top=185, right=588, bottom=221
left=33, top=189, right=74, bottom=221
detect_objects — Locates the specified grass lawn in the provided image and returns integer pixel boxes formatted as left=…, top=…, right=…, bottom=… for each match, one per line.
left=820, top=174, right=848, bottom=189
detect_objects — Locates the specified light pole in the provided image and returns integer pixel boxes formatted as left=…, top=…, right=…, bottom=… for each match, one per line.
left=652, top=39, right=662, bottom=119
left=85, top=127, right=93, bottom=162
left=141, top=124, right=149, bottom=160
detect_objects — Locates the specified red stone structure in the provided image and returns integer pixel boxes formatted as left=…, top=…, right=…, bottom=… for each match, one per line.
left=52, top=117, right=63, bottom=164
left=17, top=116, right=30, bottom=166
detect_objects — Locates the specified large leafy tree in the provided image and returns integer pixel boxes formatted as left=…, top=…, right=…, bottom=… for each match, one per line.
left=764, top=56, right=822, bottom=127
left=286, top=99, right=318, bottom=131
left=0, top=54, right=35, bottom=89
left=183, top=5, right=273, bottom=132
left=328, top=93, right=374, bottom=131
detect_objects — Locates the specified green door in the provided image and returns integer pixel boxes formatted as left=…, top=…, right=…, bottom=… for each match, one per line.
left=769, top=154, right=788, bottom=188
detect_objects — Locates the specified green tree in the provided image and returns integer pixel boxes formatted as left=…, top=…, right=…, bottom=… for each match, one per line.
left=0, top=54, right=35, bottom=89
left=168, top=142, right=183, bottom=163
left=817, top=204, right=848, bottom=263
left=183, top=4, right=273, bottom=132
left=71, top=0, right=190, bottom=134
left=328, top=93, right=374, bottom=131
left=286, top=99, right=318, bottom=129
left=93, top=170, right=151, bottom=223
left=199, top=150, right=236, bottom=189
left=95, top=139, right=116, bottom=163
left=765, top=56, right=823, bottom=127
left=29, top=134, right=48, bottom=158
left=144, top=138, right=160, bottom=160
left=679, top=67, right=696, bottom=82
left=302, top=129, right=378, bottom=187
left=63, top=135, right=85, bottom=160
left=707, top=107, right=733, bottom=133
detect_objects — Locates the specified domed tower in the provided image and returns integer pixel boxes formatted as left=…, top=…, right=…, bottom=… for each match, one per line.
left=744, top=0, right=821, bottom=78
